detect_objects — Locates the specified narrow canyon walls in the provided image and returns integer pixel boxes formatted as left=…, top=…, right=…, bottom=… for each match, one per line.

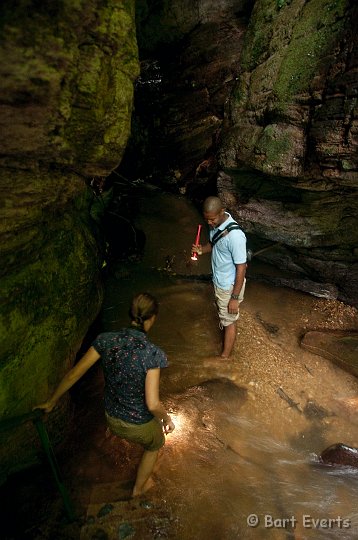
left=0, top=0, right=139, bottom=477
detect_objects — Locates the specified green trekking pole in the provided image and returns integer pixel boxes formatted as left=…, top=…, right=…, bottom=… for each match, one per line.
left=32, top=412, right=76, bottom=522
left=0, top=409, right=76, bottom=522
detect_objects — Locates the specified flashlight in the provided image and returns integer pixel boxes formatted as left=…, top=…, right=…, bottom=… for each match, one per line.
left=191, top=224, right=202, bottom=261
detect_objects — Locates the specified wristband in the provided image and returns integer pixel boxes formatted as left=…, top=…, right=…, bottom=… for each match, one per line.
left=231, top=294, right=239, bottom=300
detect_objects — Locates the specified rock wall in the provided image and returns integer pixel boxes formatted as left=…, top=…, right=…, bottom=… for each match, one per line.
left=0, top=0, right=139, bottom=478
left=122, top=0, right=249, bottom=189
left=133, top=0, right=357, bottom=305
left=218, top=0, right=358, bottom=305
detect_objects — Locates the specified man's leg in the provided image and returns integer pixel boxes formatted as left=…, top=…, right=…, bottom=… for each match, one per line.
left=221, top=322, right=236, bottom=358
left=132, top=449, right=159, bottom=497
left=214, top=285, right=239, bottom=358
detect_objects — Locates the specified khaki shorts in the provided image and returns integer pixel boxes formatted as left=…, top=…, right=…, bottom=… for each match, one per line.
left=105, top=412, right=165, bottom=451
left=214, top=279, right=246, bottom=328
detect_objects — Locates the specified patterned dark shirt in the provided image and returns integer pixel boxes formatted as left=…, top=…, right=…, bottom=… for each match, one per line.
left=92, top=328, right=168, bottom=424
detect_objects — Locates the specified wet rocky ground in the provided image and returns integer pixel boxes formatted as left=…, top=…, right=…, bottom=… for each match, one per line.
left=2, top=188, right=358, bottom=539
left=2, top=278, right=357, bottom=540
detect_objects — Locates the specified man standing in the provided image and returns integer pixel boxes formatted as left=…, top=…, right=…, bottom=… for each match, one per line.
left=192, top=196, right=246, bottom=358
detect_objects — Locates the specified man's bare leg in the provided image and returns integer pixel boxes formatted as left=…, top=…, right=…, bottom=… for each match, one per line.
left=132, top=449, right=159, bottom=497
left=221, top=322, right=236, bottom=358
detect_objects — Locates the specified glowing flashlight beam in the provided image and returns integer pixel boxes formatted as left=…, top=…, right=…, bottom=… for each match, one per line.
left=164, top=412, right=188, bottom=444
left=191, top=224, right=202, bottom=261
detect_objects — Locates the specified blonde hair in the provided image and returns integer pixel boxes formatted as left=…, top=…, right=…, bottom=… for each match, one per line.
left=129, top=292, right=159, bottom=331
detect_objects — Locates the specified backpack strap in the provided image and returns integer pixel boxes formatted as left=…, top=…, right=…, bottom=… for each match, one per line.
left=210, top=222, right=241, bottom=247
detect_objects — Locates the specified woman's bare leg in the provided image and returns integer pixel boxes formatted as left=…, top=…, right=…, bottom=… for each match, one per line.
left=132, top=449, right=159, bottom=497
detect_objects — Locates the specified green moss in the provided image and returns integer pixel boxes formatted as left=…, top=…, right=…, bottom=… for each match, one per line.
left=238, top=0, right=349, bottom=115
left=0, top=189, right=104, bottom=420
left=1, top=0, right=139, bottom=174
left=256, top=124, right=291, bottom=164
left=64, top=3, right=139, bottom=169
left=273, top=0, right=348, bottom=102
left=342, top=160, right=354, bottom=171
left=0, top=187, right=104, bottom=478
left=240, top=0, right=277, bottom=71
left=0, top=0, right=138, bottom=478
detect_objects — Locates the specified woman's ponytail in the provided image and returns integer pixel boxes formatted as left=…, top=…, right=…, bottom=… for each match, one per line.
left=129, top=293, right=159, bottom=331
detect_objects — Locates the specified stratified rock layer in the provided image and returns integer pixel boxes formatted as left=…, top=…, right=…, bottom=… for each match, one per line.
left=0, top=0, right=139, bottom=478
left=125, top=0, right=248, bottom=188
left=131, top=0, right=357, bottom=305
left=218, top=0, right=358, bottom=305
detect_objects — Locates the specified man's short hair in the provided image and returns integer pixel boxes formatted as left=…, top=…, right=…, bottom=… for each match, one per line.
left=203, top=196, right=223, bottom=214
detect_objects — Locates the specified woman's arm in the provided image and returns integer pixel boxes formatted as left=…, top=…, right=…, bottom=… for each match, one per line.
left=145, top=368, right=175, bottom=433
left=34, top=346, right=101, bottom=413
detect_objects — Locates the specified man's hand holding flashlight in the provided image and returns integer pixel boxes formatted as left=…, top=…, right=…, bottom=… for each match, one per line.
left=191, top=243, right=202, bottom=256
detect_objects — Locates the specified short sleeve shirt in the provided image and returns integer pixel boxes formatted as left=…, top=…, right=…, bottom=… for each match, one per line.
left=92, top=328, right=168, bottom=424
left=210, top=212, right=246, bottom=290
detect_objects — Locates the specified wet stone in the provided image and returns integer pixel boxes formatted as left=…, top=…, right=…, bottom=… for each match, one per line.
left=139, top=500, right=153, bottom=509
left=97, top=503, right=114, bottom=518
left=152, top=516, right=171, bottom=538
left=303, top=400, right=334, bottom=421
left=198, top=378, right=247, bottom=407
left=320, top=443, right=358, bottom=468
left=91, top=528, right=108, bottom=540
left=256, top=311, right=280, bottom=334
left=118, top=522, right=135, bottom=539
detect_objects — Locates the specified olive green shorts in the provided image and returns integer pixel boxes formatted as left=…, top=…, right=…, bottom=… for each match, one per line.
left=105, top=412, right=165, bottom=451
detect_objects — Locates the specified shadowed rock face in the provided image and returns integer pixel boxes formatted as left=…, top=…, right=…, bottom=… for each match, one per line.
left=133, top=0, right=357, bottom=306
left=0, top=0, right=139, bottom=478
left=123, top=0, right=250, bottom=189
left=217, top=0, right=358, bottom=306
left=320, top=443, right=358, bottom=468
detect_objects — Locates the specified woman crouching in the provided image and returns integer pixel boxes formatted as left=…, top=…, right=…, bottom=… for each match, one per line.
left=35, top=292, right=175, bottom=497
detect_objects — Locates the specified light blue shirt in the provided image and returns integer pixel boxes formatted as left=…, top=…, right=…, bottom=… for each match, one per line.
left=209, top=212, right=246, bottom=290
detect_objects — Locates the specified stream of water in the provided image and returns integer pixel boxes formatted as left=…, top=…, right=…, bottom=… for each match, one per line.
left=3, top=185, right=357, bottom=540
left=75, top=186, right=357, bottom=539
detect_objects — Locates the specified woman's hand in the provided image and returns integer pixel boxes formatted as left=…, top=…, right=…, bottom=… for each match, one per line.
left=163, top=418, right=175, bottom=434
left=33, top=400, right=57, bottom=414
left=32, top=347, right=101, bottom=415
